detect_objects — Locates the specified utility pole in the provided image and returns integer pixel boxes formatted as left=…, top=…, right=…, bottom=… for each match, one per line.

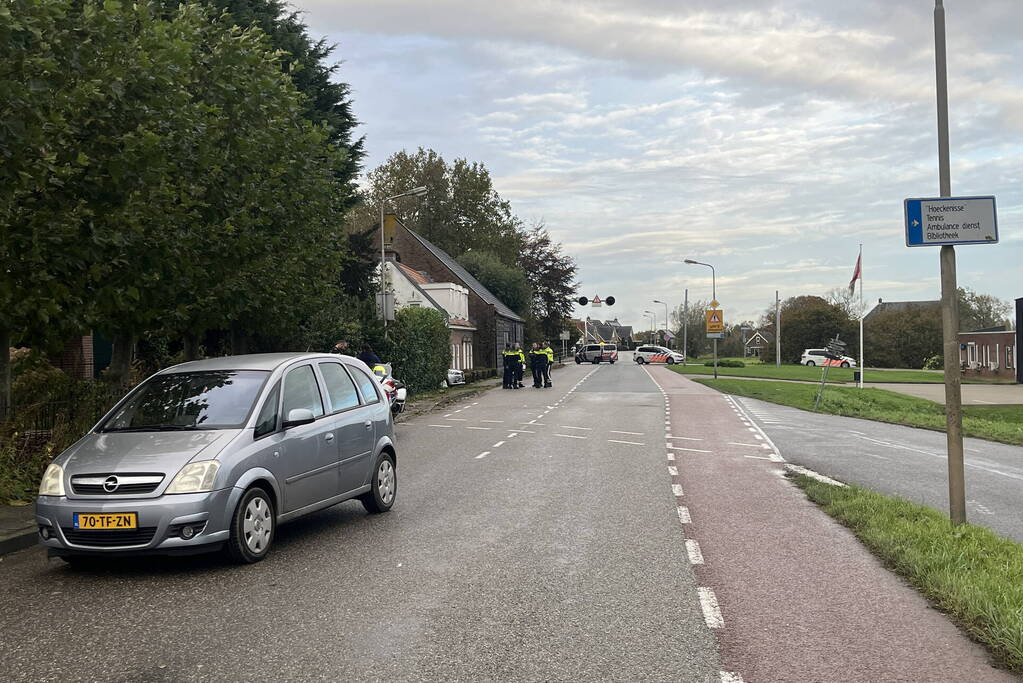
left=682, top=288, right=689, bottom=365
left=934, top=0, right=966, bottom=525
left=775, top=290, right=781, bottom=367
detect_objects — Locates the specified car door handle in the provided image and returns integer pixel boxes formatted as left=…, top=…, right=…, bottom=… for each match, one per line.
left=364, top=421, right=372, bottom=429
left=325, top=433, right=334, bottom=442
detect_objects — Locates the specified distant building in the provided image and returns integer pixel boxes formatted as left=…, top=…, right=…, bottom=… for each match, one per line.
left=864, top=298, right=940, bottom=326
left=958, top=327, right=1015, bottom=380
left=744, top=331, right=772, bottom=358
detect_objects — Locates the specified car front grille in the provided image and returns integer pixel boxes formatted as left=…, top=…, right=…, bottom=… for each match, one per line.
left=70, top=474, right=163, bottom=496
left=61, top=527, right=158, bottom=548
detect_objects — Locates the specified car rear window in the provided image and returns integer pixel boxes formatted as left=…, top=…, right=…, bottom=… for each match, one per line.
left=604, top=345, right=617, bottom=351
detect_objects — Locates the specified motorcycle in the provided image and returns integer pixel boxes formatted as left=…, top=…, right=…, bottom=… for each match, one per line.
left=371, top=363, right=407, bottom=415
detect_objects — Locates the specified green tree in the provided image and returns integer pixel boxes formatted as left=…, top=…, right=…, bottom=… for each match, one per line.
left=364, top=148, right=524, bottom=264
left=958, top=287, right=1012, bottom=332
left=517, top=221, right=578, bottom=339
left=864, top=306, right=942, bottom=369
left=385, top=307, right=449, bottom=395
left=765, top=296, right=857, bottom=364
left=457, top=251, right=532, bottom=317
left=671, top=299, right=711, bottom=358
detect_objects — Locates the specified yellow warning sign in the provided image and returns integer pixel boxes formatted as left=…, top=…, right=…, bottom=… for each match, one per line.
left=383, top=213, right=399, bottom=245
left=705, top=309, right=725, bottom=334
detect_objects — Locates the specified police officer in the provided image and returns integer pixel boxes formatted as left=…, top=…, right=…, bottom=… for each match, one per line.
left=502, top=344, right=517, bottom=389
left=541, top=340, right=554, bottom=388
left=528, top=343, right=544, bottom=388
left=513, top=343, right=526, bottom=388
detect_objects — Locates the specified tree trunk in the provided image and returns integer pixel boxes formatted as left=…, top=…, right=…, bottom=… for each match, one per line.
left=0, top=327, right=10, bottom=421
left=107, top=332, right=136, bottom=387
left=230, top=324, right=249, bottom=356
left=183, top=332, right=201, bottom=361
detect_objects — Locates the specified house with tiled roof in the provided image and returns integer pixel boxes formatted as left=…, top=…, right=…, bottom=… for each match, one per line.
left=377, top=216, right=525, bottom=369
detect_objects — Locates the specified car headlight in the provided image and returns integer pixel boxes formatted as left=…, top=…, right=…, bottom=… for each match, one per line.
left=166, top=460, right=221, bottom=494
left=39, top=463, right=65, bottom=497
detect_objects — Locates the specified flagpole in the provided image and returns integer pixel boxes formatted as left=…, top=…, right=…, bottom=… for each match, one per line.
left=858, top=243, right=864, bottom=388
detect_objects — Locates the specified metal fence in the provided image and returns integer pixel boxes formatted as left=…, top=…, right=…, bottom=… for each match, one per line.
left=1, top=392, right=121, bottom=435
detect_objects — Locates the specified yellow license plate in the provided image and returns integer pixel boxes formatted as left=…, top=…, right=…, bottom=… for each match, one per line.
left=73, top=512, right=138, bottom=530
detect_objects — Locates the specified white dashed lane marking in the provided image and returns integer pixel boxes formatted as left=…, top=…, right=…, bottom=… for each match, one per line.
left=677, top=506, right=692, bottom=524
left=667, top=435, right=703, bottom=441
left=608, top=439, right=644, bottom=446
left=668, top=446, right=713, bottom=453
left=492, top=441, right=506, bottom=448
left=560, top=425, right=592, bottom=431
left=672, top=483, right=684, bottom=497
left=474, top=451, right=490, bottom=460
left=698, top=587, right=724, bottom=629
left=555, top=433, right=587, bottom=439
left=610, top=430, right=643, bottom=436
left=686, top=540, right=705, bottom=565
left=466, top=426, right=492, bottom=430
left=428, top=424, right=453, bottom=428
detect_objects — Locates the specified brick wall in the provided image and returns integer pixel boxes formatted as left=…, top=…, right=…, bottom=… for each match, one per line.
left=958, top=331, right=1016, bottom=380
left=52, top=334, right=94, bottom=380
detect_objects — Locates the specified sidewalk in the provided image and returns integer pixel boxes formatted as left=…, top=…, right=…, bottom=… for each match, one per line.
left=648, top=367, right=1013, bottom=682
left=0, top=504, right=36, bottom=556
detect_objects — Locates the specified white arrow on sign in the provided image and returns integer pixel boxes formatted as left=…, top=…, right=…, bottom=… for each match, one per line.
left=912, top=219, right=920, bottom=227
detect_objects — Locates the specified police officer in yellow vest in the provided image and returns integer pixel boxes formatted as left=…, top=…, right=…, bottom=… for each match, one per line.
left=540, top=340, right=554, bottom=388
left=528, top=342, right=545, bottom=388
left=513, top=343, right=526, bottom=388
left=502, top=344, right=519, bottom=389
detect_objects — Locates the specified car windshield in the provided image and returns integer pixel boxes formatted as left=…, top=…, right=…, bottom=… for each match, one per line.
left=99, top=370, right=269, bottom=432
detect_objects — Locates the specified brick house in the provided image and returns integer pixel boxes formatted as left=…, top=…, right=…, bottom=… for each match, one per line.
left=378, top=218, right=524, bottom=369
left=958, top=328, right=1016, bottom=380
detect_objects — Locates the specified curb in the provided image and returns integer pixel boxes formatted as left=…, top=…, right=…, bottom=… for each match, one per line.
left=0, top=529, right=37, bottom=557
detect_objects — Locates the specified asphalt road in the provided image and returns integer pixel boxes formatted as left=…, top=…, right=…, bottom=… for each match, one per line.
left=735, top=395, right=1023, bottom=540
left=0, top=362, right=720, bottom=682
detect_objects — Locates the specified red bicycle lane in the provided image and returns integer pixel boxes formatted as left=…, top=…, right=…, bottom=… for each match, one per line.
left=646, top=366, right=1012, bottom=683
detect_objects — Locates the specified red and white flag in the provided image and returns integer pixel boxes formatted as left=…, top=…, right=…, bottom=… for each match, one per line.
left=848, top=252, right=862, bottom=295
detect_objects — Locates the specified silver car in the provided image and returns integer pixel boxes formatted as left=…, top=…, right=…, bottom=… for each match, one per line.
left=35, top=353, right=397, bottom=564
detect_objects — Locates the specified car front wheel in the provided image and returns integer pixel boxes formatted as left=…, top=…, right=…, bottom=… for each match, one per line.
left=226, top=486, right=275, bottom=564
left=635, top=357, right=645, bottom=364
left=840, top=361, right=850, bottom=368
left=360, top=451, right=397, bottom=514
left=666, top=358, right=676, bottom=365
left=806, top=360, right=815, bottom=366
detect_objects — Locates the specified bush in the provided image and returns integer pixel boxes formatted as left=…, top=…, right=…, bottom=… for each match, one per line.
left=706, top=359, right=745, bottom=368
left=923, top=354, right=943, bottom=370
left=385, top=308, right=450, bottom=395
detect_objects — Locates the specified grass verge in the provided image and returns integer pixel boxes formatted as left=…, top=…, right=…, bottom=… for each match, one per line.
left=668, top=361, right=1005, bottom=384
left=690, top=377, right=1023, bottom=446
left=791, top=473, right=1023, bottom=674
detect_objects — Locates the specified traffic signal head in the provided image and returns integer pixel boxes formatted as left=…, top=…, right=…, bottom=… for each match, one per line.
left=605, top=296, right=615, bottom=306
left=578, top=296, right=589, bottom=306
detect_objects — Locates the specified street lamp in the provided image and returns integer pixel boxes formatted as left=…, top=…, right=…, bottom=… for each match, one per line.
left=380, top=186, right=428, bottom=331
left=684, top=258, right=718, bottom=378
left=652, top=300, right=669, bottom=347
left=643, top=310, right=656, bottom=345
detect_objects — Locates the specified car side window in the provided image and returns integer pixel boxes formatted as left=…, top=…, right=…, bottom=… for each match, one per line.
left=350, top=366, right=381, bottom=405
left=282, top=365, right=324, bottom=418
left=319, top=362, right=360, bottom=413
left=254, top=381, right=281, bottom=439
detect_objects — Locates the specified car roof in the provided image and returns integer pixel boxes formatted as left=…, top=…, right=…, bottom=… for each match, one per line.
left=159, top=352, right=348, bottom=374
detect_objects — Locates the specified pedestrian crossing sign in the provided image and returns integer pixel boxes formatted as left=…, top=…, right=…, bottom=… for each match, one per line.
left=705, top=309, right=725, bottom=334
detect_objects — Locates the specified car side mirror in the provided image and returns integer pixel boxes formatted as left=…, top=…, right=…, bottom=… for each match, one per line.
left=283, top=408, right=315, bottom=429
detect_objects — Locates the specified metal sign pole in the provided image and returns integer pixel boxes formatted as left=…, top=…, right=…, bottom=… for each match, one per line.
left=682, top=288, right=688, bottom=364
left=935, top=0, right=966, bottom=525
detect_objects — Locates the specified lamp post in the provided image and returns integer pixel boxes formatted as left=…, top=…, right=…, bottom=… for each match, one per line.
left=652, top=300, right=669, bottom=347
left=684, top=258, right=718, bottom=379
left=379, top=186, right=427, bottom=331
left=643, top=310, right=656, bottom=345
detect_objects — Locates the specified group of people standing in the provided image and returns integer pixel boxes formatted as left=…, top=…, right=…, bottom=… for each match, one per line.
left=502, top=341, right=555, bottom=389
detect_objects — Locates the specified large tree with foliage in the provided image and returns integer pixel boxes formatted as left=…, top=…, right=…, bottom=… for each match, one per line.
left=863, top=306, right=942, bottom=369
left=517, top=222, right=578, bottom=339
left=457, top=251, right=532, bottom=317
left=958, top=287, right=1012, bottom=332
left=363, top=148, right=524, bottom=264
left=671, top=299, right=712, bottom=358
left=763, top=295, right=857, bottom=363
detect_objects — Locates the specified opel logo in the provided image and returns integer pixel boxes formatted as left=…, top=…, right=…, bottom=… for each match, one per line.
left=102, top=476, right=119, bottom=493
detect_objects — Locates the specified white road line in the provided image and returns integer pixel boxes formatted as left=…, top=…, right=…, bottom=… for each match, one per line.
left=555, top=433, right=587, bottom=439
left=466, top=426, right=492, bottom=430
left=686, top=539, right=704, bottom=565
left=524, top=422, right=544, bottom=426
left=667, top=466, right=679, bottom=476
left=428, top=424, right=453, bottom=428
left=443, top=414, right=452, bottom=418
left=743, top=455, right=774, bottom=460
left=559, top=425, right=592, bottom=431
left=677, top=506, right=692, bottom=524
left=492, top=441, right=506, bottom=448
left=480, top=419, right=504, bottom=423
left=672, top=483, right=684, bottom=497
left=667, top=435, right=703, bottom=441
left=608, top=439, right=644, bottom=446
left=667, top=452, right=675, bottom=461
left=611, top=430, right=643, bottom=435
left=731, top=398, right=785, bottom=463
left=668, top=446, right=713, bottom=453
left=474, top=451, right=490, bottom=460
left=727, top=442, right=763, bottom=448
left=720, top=672, right=746, bottom=683
left=863, top=453, right=890, bottom=460
left=753, top=434, right=764, bottom=440
left=698, top=587, right=724, bottom=629
left=445, top=418, right=467, bottom=421
left=511, top=429, right=536, bottom=434
left=507, top=433, right=517, bottom=438
left=785, top=464, right=847, bottom=487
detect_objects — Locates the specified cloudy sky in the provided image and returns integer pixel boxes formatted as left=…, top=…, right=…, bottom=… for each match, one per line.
left=301, top=0, right=1022, bottom=330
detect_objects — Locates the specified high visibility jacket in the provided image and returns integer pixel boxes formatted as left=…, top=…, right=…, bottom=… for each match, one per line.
left=529, top=350, right=545, bottom=366
left=502, top=350, right=518, bottom=368
left=541, top=347, right=554, bottom=362
left=515, top=349, right=526, bottom=363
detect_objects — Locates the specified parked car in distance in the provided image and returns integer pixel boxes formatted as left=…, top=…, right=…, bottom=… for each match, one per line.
left=447, top=368, right=465, bottom=387
left=35, top=353, right=398, bottom=565
left=575, top=343, right=618, bottom=364
left=800, top=348, right=856, bottom=367
left=634, top=345, right=685, bottom=365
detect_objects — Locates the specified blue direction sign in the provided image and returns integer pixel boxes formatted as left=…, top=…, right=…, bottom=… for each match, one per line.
left=904, top=196, right=998, bottom=247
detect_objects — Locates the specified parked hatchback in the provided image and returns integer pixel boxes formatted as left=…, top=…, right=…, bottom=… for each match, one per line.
left=35, top=353, right=397, bottom=565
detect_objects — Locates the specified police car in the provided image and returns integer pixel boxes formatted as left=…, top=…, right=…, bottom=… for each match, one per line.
left=634, top=345, right=685, bottom=365
left=800, top=348, right=856, bottom=367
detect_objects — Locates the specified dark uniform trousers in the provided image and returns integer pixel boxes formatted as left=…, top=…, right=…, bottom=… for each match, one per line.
left=530, top=353, right=544, bottom=387
left=502, top=352, right=517, bottom=388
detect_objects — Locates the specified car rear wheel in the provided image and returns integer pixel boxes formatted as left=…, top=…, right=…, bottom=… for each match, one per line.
left=666, top=358, right=676, bottom=365
left=840, top=361, right=850, bottom=368
left=806, top=360, right=815, bottom=366
left=360, top=451, right=397, bottom=514
left=592, top=358, right=600, bottom=364
left=226, top=486, right=275, bottom=564
left=635, top=357, right=645, bottom=364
